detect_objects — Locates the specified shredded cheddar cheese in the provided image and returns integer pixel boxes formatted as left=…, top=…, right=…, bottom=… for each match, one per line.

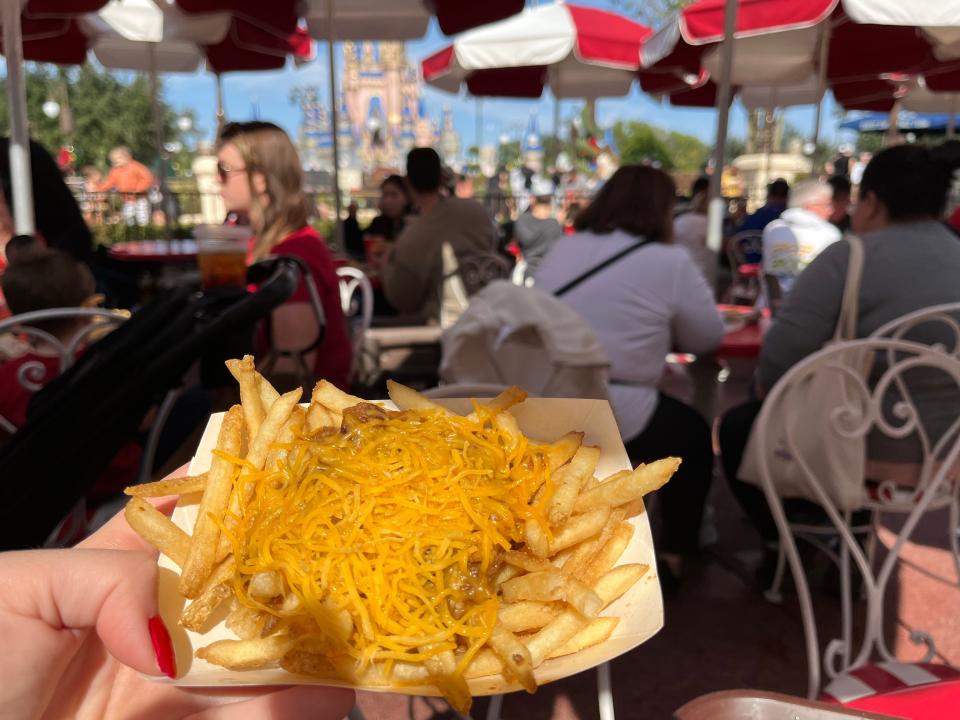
left=225, top=403, right=554, bottom=681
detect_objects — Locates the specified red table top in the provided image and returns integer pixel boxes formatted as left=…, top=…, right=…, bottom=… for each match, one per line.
left=109, top=240, right=198, bottom=263
left=846, top=678, right=960, bottom=719
left=716, top=304, right=768, bottom=359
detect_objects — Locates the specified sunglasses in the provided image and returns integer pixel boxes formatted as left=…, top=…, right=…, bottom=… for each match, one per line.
left=217, top=161, right=247, bottom=183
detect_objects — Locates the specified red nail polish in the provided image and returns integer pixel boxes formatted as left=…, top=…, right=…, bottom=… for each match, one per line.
left=148, top=614, right=177, bottom=679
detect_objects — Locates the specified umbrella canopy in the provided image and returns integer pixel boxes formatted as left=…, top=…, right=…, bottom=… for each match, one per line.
left=301, top=0, right=525, bottom=40
left=839, top=111, right=960, bottom=134
left=17, top=0, right=312, bottom=73
left=641, top=0, right=959, bottom=89
left=422, top=3, right=651, bottom=99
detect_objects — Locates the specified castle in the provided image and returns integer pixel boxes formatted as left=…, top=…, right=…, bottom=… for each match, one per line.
left=296, top=41, right=460, bottom=182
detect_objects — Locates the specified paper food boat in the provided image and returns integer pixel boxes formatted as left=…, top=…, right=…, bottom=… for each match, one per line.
left=157, top=397, right=664, bottom=696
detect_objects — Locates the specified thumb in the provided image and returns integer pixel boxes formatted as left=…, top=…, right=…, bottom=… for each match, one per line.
left=0, top=548, right=165, bottom=676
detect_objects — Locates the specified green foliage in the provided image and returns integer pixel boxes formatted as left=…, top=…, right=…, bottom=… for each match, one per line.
left=612, top=121, right=709, bottom=172
left=92, top=222, right=196, bottom=247
left=497, top=140, right=521, bottom=167
left=856, top=133, right=885, bottom=154
left=0, top=64, right=180, bottom=172
left=725, top=135, right=747, bottom=160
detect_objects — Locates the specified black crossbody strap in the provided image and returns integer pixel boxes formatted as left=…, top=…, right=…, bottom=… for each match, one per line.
left=553, top=239, right=650, bottom=297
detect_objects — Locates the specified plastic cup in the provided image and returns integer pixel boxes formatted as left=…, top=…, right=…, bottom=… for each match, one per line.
left=194, top=224, right=251, bottom=288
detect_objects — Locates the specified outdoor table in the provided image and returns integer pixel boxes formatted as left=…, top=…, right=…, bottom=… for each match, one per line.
left=716, top=303, right=769, bottom=360
left=108, top=240, right=198, bottom=263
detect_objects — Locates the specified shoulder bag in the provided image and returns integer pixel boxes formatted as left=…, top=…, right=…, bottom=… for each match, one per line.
left=738, top=235, right=870, bottom=511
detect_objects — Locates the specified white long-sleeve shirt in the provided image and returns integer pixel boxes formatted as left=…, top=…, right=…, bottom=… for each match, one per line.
left=535, top=229, right=724, bottom=440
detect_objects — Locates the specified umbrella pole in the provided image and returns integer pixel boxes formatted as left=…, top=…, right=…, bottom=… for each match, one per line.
left=148, top=43, right=172, bottom=240
left=2, top=0, right=34, bottom=237
left=885, top=100, right=900, bottom=147
left=476, top=97, right=482, bottom=156
left=215, top=73, right=225, bottom=136
left=326, top=0, right=343, bottom=249
left=706, top=0, right=737, bottom=256
left=810, top=21, right=831, bottom=171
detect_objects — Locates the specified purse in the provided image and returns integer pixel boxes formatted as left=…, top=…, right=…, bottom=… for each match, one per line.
left=738, top=235, right=870, bottom=511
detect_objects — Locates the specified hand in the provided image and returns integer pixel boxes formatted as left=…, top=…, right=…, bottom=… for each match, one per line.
left=0, top=466, right=356, bottom=720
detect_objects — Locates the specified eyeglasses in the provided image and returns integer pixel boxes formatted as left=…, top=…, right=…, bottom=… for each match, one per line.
left=217, top=161, right=247, bottom=183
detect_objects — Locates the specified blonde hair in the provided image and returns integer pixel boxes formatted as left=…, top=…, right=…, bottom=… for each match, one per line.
left=218, top=122, right=309, bottom=259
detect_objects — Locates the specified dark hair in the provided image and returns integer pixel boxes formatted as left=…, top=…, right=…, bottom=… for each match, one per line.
left=381, top=173, right=409, bottom=197
left=4, top=235, right=40, bottom=263
left=406, top=147, right=442, bottom=193
left=1, top=247, right=95, bottom=335
left=767, top=178, right=789, bottom=200
left=859, top=144, right=960, bottom=221
left=574, top=165, right=676, bottom=241
left=691, top=176, right=710, bottom=196
left=827, top=174, right=852, bottom=199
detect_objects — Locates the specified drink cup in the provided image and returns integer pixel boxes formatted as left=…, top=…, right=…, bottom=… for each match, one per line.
left=194, top=224, right=251, bottom=288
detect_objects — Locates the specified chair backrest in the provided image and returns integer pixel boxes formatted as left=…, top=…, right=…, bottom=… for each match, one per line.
left=440, top=242, right=470, bottom=329
left=0, top=308, right=127, bottom=433
left=253, top=255, right=327, bottom=389
left=729, top=230, right=764, bottom=268
left=335, top=266, right=374, bottom=384
left=753, top=338, right=960, bottom=694
left=439, top=280, right=609, bottom=399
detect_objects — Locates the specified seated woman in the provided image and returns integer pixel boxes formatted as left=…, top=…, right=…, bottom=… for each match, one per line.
left=216, top=121, right=352, bottom=391
left=535, top=165, right=725, bottom=581
left=719, top=144, right=960, bottom=567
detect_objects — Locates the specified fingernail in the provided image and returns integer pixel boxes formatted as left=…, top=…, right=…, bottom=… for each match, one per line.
left=148, top=614, right=177, bottom=679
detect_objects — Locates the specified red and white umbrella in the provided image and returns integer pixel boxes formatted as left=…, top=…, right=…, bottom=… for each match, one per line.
left=421, top=3, right=651, bottom=99
left=301, top=0, right=525, bottom=40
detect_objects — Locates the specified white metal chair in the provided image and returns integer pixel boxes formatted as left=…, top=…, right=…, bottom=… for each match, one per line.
left=753, top=338, right=960, bottom=699
left=335, top=266, right=375, bottom=385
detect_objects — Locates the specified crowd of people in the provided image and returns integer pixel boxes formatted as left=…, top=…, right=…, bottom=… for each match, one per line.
left=6, top=110, right=960, bottom=715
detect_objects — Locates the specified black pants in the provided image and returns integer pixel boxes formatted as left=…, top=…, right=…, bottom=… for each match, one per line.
left=624, top=393, right=713, bottom=555
left=718, top=400, right=842, bottom=543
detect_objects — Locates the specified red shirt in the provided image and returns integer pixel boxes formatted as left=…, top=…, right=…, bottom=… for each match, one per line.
left=0, top=352, right=142, bottom=505
left=268, top=226, right=353, bottom=391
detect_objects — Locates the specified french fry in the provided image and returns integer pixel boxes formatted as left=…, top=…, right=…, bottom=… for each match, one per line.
left=504, top=550, right=554, bottom=573
left=525, top=609, right=588, bottom=667
left=497, top=601, right=562, bottom=633
left=549, top=507, right=610, bottom=554
left=547, top=617, right=619, bottom=659
left=482, top=386, right=528, bottom=414
left=425, top=648, right=472, bottom=714
left=249, top=570, right=284, bottom=599
left=264, top=406, right=304, bottom=472
left=463, top=649, right=504, bottom=678
left=244, top=388, right=303, bottom=474
left=574, top=458, right=680, bottom=513
left=226, top=356, right=264, bottom=440
left=385, top=379, right=447, bottom=413
left=312, top=379, right=364, bottom=413
left=256, top=372, right=280, bottom=410
left=580, top=522, right=635, bottom=587
left=180, top=583, right=231, bottom=632
left=595, top=563, right=649, bottom=610
left=179, top=405, right=243, bottom=598
left=124, top=472, right=208, bottom=498
left=547, top=446, right=600, bottom=526
left=541, top=431, right=584, bottom=472
left=280, top=649, right=338, bottom=677
left=226, top=603, right=268, bottom=640
left=197, top=635, right=294, bottom=670
left=501, top=570, right=602, bottom=616
left=306, top=402, right=335, bottom=433
left=524, top=518, right=550, bottom=558
left=124, top=498, right=190, bottom=567
left=488, top=625, right=536, bottom=693
left=564, top=508, right=626, bottom=582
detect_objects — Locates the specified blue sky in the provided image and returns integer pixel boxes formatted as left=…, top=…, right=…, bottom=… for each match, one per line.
left=120, top=0, right=848, bottom=152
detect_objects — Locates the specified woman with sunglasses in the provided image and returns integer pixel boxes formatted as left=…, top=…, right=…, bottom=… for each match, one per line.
left=217, top=121, right=351, bottom=390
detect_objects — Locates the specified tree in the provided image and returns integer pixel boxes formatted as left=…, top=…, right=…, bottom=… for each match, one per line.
left=613, top=121, right=672, bottom=168
left=0, top=64, right=180, bottom=172
left=725, top=135, right=747, bottom=160
left=662, top=130, right=710, bottom=172
left=497, top=140, right=521, bottom=167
